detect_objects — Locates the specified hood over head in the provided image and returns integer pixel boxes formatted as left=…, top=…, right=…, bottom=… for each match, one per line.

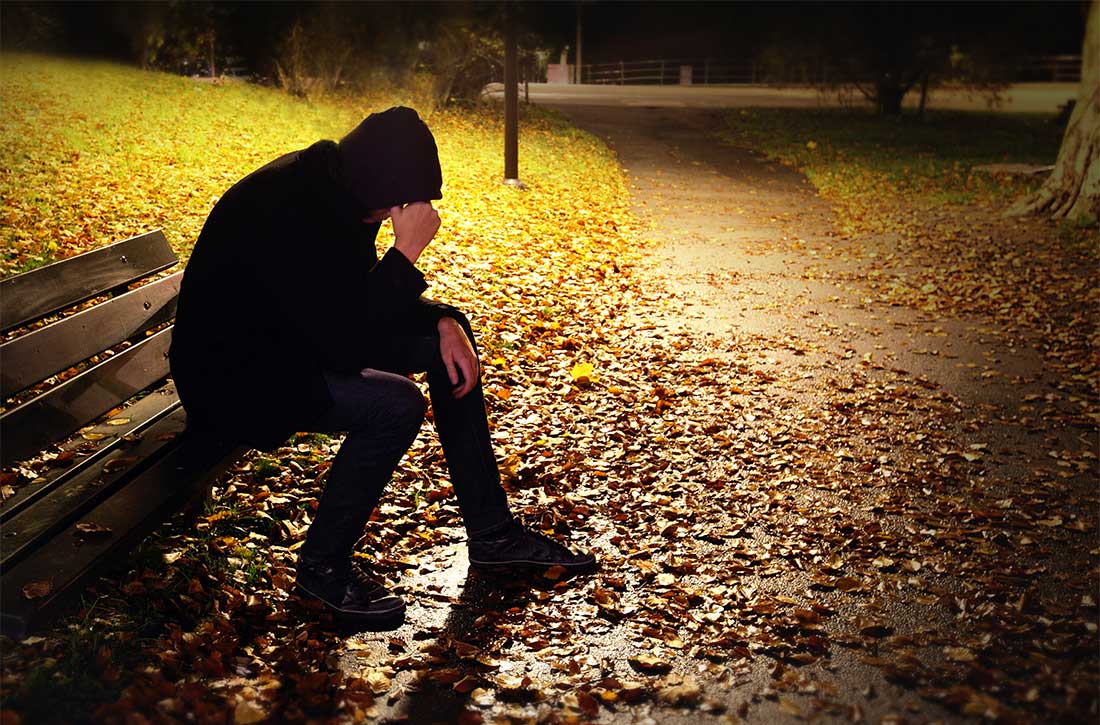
left=337, top=106, right=443, bottom=212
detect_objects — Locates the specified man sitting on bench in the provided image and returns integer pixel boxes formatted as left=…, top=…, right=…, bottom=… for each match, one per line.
left=169, top=107, right=595, bottom=627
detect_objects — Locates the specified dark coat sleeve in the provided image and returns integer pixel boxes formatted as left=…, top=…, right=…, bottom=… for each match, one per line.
left=248, top=214, right=430, bottom=374
left=407, top=295, right=467, bottom=334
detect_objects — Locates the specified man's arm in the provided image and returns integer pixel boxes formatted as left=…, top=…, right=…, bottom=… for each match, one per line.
left=350, top=201, right=441, bottom=336
left=382, top=200, right=466, bottom=332
left=389, top=202, right=479, bottom=397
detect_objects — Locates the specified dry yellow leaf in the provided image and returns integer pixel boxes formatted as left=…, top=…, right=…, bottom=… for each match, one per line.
left=570, top=362, right=595, bottom=383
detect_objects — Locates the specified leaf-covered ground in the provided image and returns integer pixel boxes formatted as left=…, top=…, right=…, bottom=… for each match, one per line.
left=549, top=105, right=1098, bottom=722
left=2, top=58, right=1098, bottom=724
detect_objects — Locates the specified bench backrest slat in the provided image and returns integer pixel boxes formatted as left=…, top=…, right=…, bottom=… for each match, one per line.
left=0, top=272, right=182, bottom=400
left=0, top=230, right=177, bottom=334
left=0, top=328, right=173, bottom=467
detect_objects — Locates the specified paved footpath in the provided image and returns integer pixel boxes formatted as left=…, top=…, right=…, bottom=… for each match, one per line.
left=487, top=82, right=1079, bottom=113
left=541, top=105, right=1053, bottom=409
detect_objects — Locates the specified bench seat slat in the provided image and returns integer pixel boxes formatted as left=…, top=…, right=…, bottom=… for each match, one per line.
left=0, top=435, right=245, bottom=640
left=1, top=382, right=181, bottom=524
left=1, top=328, right=173, bottom=467
left=1, top=407, right=189, bottom=571
left=1, top=272, right=181, bottom=399
left=0, top=231, right=177, bottom=334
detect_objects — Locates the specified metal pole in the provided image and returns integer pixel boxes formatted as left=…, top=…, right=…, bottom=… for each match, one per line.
left=503, top=1, right=523, bottom=187
left=575, top=2, right=583, bottom=84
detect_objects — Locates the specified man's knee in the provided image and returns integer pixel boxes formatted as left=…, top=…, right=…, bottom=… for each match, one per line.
left=353, top=372, right=425, bottom=436
left=390, top=377, right=427, bottom=433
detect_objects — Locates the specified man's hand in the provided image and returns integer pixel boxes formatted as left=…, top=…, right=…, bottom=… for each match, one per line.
left=438, top=317, right=478, bottom=398
left=391, top=202, right=440, bottom=264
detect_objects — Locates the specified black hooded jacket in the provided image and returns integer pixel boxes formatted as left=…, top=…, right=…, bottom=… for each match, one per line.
left=169, top=107, right=461, bottom=449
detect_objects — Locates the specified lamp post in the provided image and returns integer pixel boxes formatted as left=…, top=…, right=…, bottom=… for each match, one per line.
left=503, top=0, right=524, bottom=188
left=575, top=1, right=583, bottom=84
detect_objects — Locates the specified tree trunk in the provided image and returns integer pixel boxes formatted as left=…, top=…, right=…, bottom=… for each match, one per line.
left=1009, top=0, right=1099, bottom=222
left=875, top=77, right=905, bottom=116
left=917, top=71, right=931, bottom=121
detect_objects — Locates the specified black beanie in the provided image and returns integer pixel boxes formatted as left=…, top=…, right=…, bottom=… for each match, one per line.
left=337, top=106, right=443, bottom=211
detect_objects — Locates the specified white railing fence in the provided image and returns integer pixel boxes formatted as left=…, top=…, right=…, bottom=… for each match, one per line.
left=575, top=56, right=1083, bottom=86
left=582, top=59, right=758, bottom=85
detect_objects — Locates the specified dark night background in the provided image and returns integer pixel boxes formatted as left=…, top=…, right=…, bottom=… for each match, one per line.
left=1, top=1, right=1087, bottom=75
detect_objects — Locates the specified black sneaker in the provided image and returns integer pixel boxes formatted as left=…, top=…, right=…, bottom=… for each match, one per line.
left=468, top=520, right=597, bottom=573
left=295, top=556, right=406, bottom=628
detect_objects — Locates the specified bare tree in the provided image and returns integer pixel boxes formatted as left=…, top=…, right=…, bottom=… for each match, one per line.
left=273, top=7, right=355, bottom=99
left=0, top=2, right=62, bottom=51
left=755, top=3, right=1021, bottom=117
left=1009, top=0, right=1099, bottom=222
left=425, top=23, right=504, bottom=105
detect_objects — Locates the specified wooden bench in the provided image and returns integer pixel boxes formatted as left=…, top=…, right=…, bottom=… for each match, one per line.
left=0, top=230, right=245, bottom=640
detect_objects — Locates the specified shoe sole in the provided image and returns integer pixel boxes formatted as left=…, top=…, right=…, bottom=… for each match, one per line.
left=295, top=583, right=407, bottom=625
left=468, top=555, right=598, bottom=573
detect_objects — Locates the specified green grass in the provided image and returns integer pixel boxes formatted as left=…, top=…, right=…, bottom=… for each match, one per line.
left=722, top=108, right=1066, bottom=233
left=2, top=490, right=283, bottom=722
left=721, top=106, right=1097, bottom=344
left=12, top=630, right=119, bottom=725
left=4, top=525, right=228, bottom=724
left=251, top=456, right=283, bottom=482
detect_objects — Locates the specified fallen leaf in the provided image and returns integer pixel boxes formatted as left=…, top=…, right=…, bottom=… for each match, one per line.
left=102, top=457, right=138, bottom=473
left=452, top=675, right=480, bottom=694
left=945, top=646, right=977, bottom=662
left=629, top=653, right=672, bottom=673
left=75, top=521, right=113, bottom=537
left=366, top=669, right=391, bottom=694
left=835, top=576, right=864, bottom=592
left=543, top=565, right=566, bottom=580
left=570, top=362, right=596, bottom=384
left=779, top=697, right=802, bottom=716
left=233, top=699, right=267, bottom=724
left=658, top=677, right=701, bottom=705
left=22, top=580, right=52, bottom=600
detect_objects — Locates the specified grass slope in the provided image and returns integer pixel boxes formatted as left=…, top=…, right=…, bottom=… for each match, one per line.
left=722, top=108, right=1071, bottom=236
left=722, top=107, right=1097, bottom=346
left=0, top=53, right=632, bottom=278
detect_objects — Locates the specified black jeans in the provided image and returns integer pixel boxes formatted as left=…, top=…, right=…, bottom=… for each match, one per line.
left=298, top=314, right=513, bottom=565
